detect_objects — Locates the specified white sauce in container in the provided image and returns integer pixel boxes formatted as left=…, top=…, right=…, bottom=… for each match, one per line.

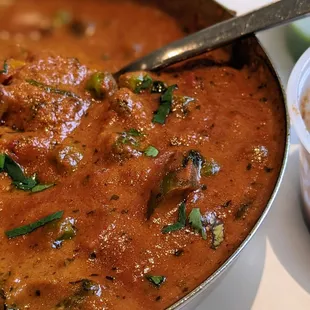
left=287, top=47, right=310, bottom=226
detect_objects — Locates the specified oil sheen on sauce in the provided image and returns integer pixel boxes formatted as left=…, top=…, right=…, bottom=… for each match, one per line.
left=0, top=0, right=286, bottom=309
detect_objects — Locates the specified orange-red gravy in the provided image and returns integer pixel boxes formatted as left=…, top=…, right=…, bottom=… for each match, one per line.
left=0, top=0, right=285, bottom=309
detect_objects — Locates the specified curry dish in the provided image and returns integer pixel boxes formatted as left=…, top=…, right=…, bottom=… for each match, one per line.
left=0, top=0, right=286, bottom=309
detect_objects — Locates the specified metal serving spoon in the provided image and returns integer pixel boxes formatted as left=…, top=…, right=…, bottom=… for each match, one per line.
left=115, top=0, right=310, bottom=77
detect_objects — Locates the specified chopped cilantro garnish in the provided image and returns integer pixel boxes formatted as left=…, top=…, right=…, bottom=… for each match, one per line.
left=152, top=85, right=178, bottom=124
left=31, top=184, right=55, bottom=193
left=189, top=208, right=206, bottom=240
left=145, top=275, right=166, bottom=288
left=26, top=79, right=79, bottom=98
left=5, top=211, right=64, bottom=239
left=0, top=154, right=5, bottom=169
left=162, top=201, right=186, bottom=234
left=0, top=154, right=54, bottom=192
left=134, top=75, right=153, bottom=93
left=144, top=146, right=159, bottom=158
left=0, top=60, right=8, bottom=74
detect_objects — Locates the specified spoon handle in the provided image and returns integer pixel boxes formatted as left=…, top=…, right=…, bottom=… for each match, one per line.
left=116, top=0, right=310, bottom=75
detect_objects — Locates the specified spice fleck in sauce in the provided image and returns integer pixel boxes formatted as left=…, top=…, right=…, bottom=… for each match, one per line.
left=0, top=0, right=285, bottom=309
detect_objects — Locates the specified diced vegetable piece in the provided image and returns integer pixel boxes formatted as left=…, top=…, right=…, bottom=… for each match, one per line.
left=172, top=95, right=195, bottom=117
left=86, top=72, right=117, bottom=99
left=189, top=208, right=206, bottom=240
left=52, top=217, right=77, bottom=249
left=201, top=159, right=221, bottom=177
left=145, top=275, right=166, bottom=288
left=153, top=85, right=178, bottom=124
left=162, top=201, right=186, bottom=234
left=212, top=223, right=224, bottom=249
left=147, top=153, right=201, bottom=219
left=112, top=128, right=145, bottom=158
left=5, top=211, right=64, bottom=239
left=54, top=145, right=84, bottom=172
left=162, top=161, right=200, bottom=196
left=55, top=279, right=101, bottom=309
left=144, top=146, right=159, bottom=158
left=202, top=211, right=225, bottom=248
left=119, top=73, right=153, bottom=94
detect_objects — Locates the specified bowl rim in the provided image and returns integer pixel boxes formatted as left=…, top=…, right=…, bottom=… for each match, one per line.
left=169, top=34, right=291, bottom=310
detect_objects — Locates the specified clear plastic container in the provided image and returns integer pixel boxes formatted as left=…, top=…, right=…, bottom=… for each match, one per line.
left=287, top=47, right=310, bottom=226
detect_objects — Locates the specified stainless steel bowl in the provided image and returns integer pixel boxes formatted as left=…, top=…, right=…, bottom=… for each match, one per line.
left=139, top=0, right=290, bottom=308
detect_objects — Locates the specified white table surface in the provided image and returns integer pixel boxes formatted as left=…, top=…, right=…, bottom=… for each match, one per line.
left=195, top=1, right=310, bottom=309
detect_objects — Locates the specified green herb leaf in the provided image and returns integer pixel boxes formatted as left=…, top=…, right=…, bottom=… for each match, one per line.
left=5, top=211, right=64, bottom=239
left=31, top=184, right=55, bottom=193
left=4, top=155, right=27, bottom=183
left=0, top=154, right=5, bottom=169
left=85, top=72, right=117, bottom=99
left=0, top=154, right=54, bottom=192
left=151, top=81, right=167, bottom=93
left=12, top=175, right=37, bottom=191
left=152, top=85, right=178, bottom=124
left=26, top=79, right=78, bottom=98
left=162, top=201, right=186, bottom=234
left=145, top=275, right=166, bottom=288
left=0, top=60, right=8, bottom=74
left=189, top=208, right=206, bottom=240
left=212, top=223, right=224, bottom=249
left=57, top=279, right=101, bottom=308
left=144, top=146, right=159, bottom=158
left=134, top=75, right=153, bottom=93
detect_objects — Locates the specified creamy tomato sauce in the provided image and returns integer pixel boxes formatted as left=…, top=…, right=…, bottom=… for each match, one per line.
left=0, top=0, right=286, bottom=309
